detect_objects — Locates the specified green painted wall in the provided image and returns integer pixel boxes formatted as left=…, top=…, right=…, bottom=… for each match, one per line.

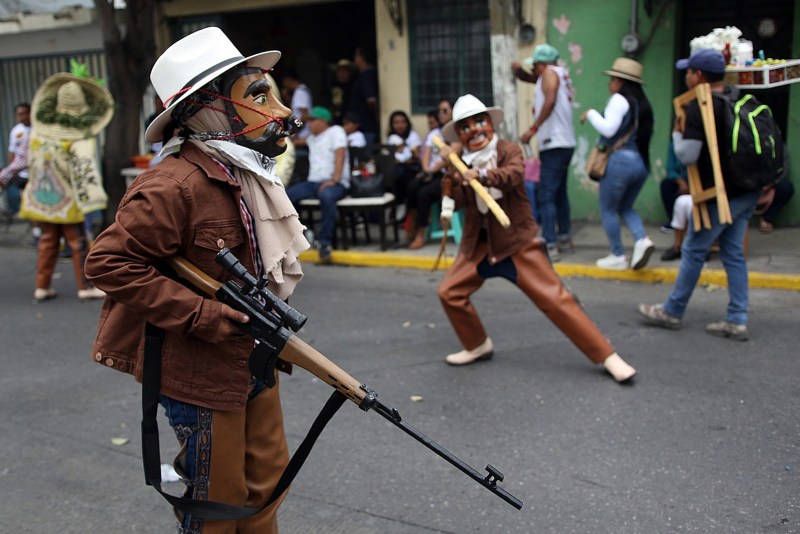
left=546, top=0, right=800, bottom=226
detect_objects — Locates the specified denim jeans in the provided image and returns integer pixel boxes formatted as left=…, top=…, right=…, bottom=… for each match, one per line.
left=5, top=180, right=22, bottom=214
left=287, top=180, right=347, bottom=247
left=599, top=149, right=648, bottom=256
left=664, top=190, right=760, bottom=324
left=537, top=147, right=573, bottom=245
left=524, top=181, right=538, bottom=221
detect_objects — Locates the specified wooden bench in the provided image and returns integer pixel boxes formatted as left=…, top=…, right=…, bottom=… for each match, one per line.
left=298, top=193, right=399, bottom=251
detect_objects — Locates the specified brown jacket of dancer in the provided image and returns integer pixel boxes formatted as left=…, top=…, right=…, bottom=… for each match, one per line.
left=446, top=139, right=538, bottom=263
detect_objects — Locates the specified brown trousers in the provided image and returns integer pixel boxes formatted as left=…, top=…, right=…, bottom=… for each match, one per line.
left=178, top=373, right=289, bottom=534
left=438, top=238, right=613, bottom=363
left=35, top=222, right=89, bottom=291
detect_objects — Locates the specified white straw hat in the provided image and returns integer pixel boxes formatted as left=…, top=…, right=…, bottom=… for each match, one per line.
left=145, top=26, right=281, bottom=142
left=441, top=94, right=504, bottom=143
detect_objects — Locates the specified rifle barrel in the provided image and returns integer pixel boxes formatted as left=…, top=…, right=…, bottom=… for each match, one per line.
left=367, top=393, right=524, bottom=510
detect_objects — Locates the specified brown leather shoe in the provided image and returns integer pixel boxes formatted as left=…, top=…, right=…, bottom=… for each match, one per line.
left=445, top=337, right=494, bottom=366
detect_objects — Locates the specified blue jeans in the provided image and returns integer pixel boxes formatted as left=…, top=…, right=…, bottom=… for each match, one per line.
left=664, top=190, right=760, bottom=324
left=5, top=180, right=22, bottom=214
left=537, top=147, right=573, bottom=245
left=287, top=180, right=347, bottom=247
left=599, top=149, right=648, bottom=256
left=524, top=181, right=538, bottom=221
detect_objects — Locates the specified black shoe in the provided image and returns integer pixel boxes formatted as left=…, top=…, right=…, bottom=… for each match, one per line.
left=660, top=246, right=681, bottom=261
left=318, top=244, right=332, bottom=263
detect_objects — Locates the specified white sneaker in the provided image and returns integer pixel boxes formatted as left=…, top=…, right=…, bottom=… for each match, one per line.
left=546, top=244, right=561, bottom=262
left=631, top=237, right=655, bottom=270
left=33, top=288, right=57, bottom=301
left=445, top=337, right=494, bottom=366
left=596, top=254, right=628, bottom=270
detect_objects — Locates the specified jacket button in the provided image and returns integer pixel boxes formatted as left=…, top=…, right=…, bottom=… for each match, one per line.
left=217, top=238, right=225, bottom=248
left=94, top=352, right=103, bottom=362
left=104, top=358, right=114, bottom=367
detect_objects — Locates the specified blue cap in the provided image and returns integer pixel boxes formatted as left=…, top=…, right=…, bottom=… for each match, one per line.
left=675, top=49, right=726, bottom=74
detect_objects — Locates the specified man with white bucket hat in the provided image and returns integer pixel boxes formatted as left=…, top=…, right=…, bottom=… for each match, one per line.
left=86, top=27, right=308, bottom=533
left=436, top=94, right=637, bottom=383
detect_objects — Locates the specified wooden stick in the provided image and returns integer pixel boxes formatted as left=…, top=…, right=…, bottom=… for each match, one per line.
left=431, top=135, right=511, bottom=228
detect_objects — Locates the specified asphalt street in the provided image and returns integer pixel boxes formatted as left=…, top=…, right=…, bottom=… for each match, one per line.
left=1, top=244, right=799, bottom=533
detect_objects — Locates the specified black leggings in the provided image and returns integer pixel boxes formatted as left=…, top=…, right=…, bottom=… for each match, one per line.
left=406, top=173, right=443, bottom=228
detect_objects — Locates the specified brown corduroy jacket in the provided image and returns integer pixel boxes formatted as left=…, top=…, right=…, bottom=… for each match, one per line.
left=85, top=143, right=266, bottom=412
left=448, top=139, right=539, bottom=264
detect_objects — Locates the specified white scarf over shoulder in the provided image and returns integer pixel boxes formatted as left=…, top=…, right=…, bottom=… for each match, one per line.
left=461, top=136, right=503, bottom=215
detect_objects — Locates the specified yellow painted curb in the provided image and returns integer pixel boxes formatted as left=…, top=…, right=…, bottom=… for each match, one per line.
left=299, top=251, right=800, bottom=291
left=300, top=250, right=454, bottom=270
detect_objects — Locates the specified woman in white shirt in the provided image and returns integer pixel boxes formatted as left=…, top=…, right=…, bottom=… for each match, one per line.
left=386, top=110, right=422, bottom=219
left=406, top=107, right=450, bottom=248
left=581, top=58, right=655, bottom=271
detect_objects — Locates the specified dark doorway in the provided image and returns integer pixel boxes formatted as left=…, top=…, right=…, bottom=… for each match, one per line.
left=170, top=1, right=376, bottom=113
left=220, top=1, right=376, bottom=113
left=679, top=0, right=795, bottom=137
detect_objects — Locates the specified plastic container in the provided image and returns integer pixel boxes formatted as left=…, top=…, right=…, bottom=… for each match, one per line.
left=737, top=40, right=753, bottom=64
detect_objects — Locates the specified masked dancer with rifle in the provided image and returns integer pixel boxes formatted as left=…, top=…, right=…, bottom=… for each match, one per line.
left=435, top=94, right=637, bottom=383
left=85, top=27, right=309, bottom=533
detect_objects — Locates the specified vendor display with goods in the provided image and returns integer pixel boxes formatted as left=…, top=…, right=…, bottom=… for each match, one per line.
left=687, top=26, right=800, bottom=89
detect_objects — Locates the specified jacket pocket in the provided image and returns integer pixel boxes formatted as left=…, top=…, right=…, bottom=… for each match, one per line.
left=191, top=221, right=246, bottom=278
left=194, top=221, right=244, bottom=251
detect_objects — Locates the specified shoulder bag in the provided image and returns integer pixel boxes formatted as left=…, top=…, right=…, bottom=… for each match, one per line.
left=585, top=110, right=638, bottom=182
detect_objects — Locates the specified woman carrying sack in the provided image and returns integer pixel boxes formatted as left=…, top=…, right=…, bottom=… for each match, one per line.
left=20, top=71, right=113, bottom=300
left=580, top=58, right=655, bottom=271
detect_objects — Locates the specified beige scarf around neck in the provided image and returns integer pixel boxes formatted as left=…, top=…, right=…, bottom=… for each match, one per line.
left=184, top=104, right=309, bottom=300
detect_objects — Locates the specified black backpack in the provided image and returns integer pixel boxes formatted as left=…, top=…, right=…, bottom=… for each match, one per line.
left=716, top=92, right=785, bottom=191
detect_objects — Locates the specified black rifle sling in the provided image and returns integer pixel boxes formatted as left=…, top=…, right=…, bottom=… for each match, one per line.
left=142, top=322, right=347, bottom=520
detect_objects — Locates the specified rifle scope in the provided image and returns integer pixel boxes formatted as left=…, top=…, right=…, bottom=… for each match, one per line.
left=216, top=248, right=307, bottom=332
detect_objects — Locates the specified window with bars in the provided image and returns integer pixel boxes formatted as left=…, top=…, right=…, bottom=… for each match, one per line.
left=407, top=0, right=493, bottom=114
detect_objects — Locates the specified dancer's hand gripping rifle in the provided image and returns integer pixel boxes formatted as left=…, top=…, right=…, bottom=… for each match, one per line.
left=167, top=248, right=523, bottom=510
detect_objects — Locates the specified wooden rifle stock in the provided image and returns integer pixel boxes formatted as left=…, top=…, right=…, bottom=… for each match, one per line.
left=431, top=135, right=511, bottom=228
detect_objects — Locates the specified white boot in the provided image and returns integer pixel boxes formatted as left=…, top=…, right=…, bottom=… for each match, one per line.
left=603, top=352, right=637, bottom=383
left=445, top=337, right=494, bottom=366
left=78, top=286, right=105, bottom=300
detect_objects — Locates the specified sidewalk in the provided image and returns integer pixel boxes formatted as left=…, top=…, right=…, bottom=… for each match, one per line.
left=300, top=219, right=800, bottom=291
left=3, top=217, right=798, bottom=290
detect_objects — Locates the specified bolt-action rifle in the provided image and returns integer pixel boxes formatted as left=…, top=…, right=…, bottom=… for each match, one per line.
left=165, top=248, right=523, bottom=511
